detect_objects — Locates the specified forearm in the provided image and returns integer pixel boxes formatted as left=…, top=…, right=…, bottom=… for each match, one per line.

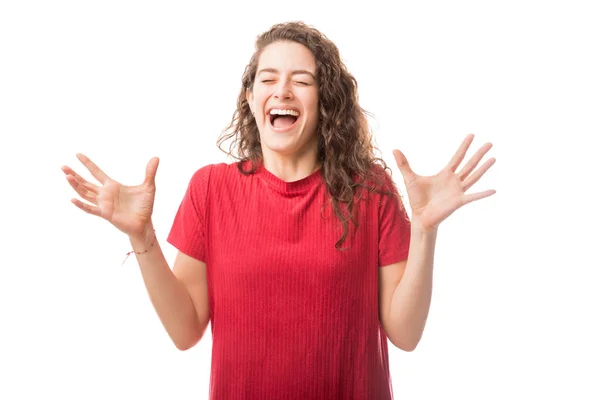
left=129, top=223, right=202, bottom=350
left=388, top=223, right=437, bottom=350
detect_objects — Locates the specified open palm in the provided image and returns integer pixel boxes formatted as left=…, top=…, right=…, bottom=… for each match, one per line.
left=62, top=153, right=159, bottom=237
left=393, top=134, right=496, bottom=232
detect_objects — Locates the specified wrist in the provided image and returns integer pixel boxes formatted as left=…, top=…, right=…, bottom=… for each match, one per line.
left=129, top=222, right=155, bottom=249
left=122, top=223, right=156, bottom=266
left=410, top=217, right=438, bottom=239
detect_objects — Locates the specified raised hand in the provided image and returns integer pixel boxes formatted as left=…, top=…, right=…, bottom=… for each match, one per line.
left=61, top=154, right=160, bottom=238
left=393, top=134, right=496, bottom=232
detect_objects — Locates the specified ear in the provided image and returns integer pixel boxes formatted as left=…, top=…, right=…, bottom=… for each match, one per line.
left=246, top=88, right=254, bottom=114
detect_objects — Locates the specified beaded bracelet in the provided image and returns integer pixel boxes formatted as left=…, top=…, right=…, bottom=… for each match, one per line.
left=121, top=230, right=157, bottom=266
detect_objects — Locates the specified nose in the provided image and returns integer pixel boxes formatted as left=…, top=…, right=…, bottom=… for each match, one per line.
left=274, top=80, right=293, bottom=101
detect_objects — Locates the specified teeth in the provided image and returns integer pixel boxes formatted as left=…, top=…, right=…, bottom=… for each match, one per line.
left=269, top=109, right=299, bottom=116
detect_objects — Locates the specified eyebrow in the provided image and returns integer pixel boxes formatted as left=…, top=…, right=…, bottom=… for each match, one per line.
left=257, top=68, right=316, bottom=80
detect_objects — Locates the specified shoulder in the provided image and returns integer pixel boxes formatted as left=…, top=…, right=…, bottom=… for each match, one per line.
left=186, top=160, right=258, bottom=193
left=355, top=163, right=401, bottom=197
left=361, top=163, right=410, bottom=215
left=188, top=161, right=239, bottom=184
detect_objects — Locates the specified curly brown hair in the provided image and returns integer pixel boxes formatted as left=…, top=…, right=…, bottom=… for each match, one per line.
left=217, top=21, right=405, bottom=250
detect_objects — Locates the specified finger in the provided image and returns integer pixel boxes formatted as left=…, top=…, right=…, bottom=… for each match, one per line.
left=393, top=149, right=417, bottom=184
left=62, top=166, right=101, bottom=192
left=457, top=142, right=493, bottom=180
left=446, top=133, right=475, bottom=172
left=63, top=166, right=100, bottom=202
left=462, top=189, right=496, bottom=205
left=462, top=157, right=496, bottom=191
left=65, top=174, right=99, bottom=205
left=144, top=157, right=160, bottom=185
left=71, top=198, right=102, bottom=217
left=76, top=153, right=110, bottom=184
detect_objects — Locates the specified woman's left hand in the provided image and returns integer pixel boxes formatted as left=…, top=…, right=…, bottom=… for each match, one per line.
left=393, top=133, right=496, bottom=232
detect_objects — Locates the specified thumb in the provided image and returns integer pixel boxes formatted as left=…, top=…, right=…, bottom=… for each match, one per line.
left=392, top=149, right=416, bottom=183
left=144, top=157, right=160, bottom=185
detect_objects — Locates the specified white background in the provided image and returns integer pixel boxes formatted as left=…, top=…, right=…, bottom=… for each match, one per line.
left=1, top=0, right=598, bottom=399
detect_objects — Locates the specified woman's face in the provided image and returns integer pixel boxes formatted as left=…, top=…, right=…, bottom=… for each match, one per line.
left=247, top=40, right=320, bottom=160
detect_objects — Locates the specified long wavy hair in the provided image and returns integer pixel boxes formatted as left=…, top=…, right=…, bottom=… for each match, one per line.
left=217, top=21, right=404, bottom=250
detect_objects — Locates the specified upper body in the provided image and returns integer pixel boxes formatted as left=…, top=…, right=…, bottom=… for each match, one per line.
left=167, top=159, right=411, bottom=399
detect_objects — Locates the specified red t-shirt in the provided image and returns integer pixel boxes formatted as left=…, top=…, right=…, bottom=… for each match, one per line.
left=167, top=160, right=411, bottom=399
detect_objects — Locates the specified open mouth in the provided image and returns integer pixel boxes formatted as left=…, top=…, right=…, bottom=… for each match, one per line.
left=269, top=111, right=300, bottom=131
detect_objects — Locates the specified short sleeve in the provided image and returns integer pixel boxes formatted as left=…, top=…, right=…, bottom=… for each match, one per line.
left=166, top=164, right=213, bottom=262
left=378, top=175, right=411, bottom=267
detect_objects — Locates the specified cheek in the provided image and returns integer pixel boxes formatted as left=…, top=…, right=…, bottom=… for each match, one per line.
left=308, top=100, right=320, bottom=122
left=308, top=92, right=320, bottom=114
left=255, top=112, right=267, bottom=127
left=252, top=87, right=270, bottom=105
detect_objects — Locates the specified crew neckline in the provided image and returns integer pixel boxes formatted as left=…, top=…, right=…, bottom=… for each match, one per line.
left=251, top=160, right=323, bottom=194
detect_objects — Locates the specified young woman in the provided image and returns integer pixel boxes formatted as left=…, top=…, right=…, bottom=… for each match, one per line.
left=62, top=21, right=495, bottom=400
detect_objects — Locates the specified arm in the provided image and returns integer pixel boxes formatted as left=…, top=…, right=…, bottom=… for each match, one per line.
left=130, top=222, right=210, bottom=351
left=379, top=223, right=437, bottom=352
left=62, top=154, right=209, bottom=351
left=380, top=133, right=496, bottom=351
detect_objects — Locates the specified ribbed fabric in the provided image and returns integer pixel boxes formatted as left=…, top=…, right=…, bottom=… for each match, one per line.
left=167, top=160, right=411, bottom=400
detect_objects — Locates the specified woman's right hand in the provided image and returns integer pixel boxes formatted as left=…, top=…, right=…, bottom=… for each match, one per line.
left=62, top=153, right=160, bottom=239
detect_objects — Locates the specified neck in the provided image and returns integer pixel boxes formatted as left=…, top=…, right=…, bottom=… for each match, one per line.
left=260, top=153, right=321, bottom=183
